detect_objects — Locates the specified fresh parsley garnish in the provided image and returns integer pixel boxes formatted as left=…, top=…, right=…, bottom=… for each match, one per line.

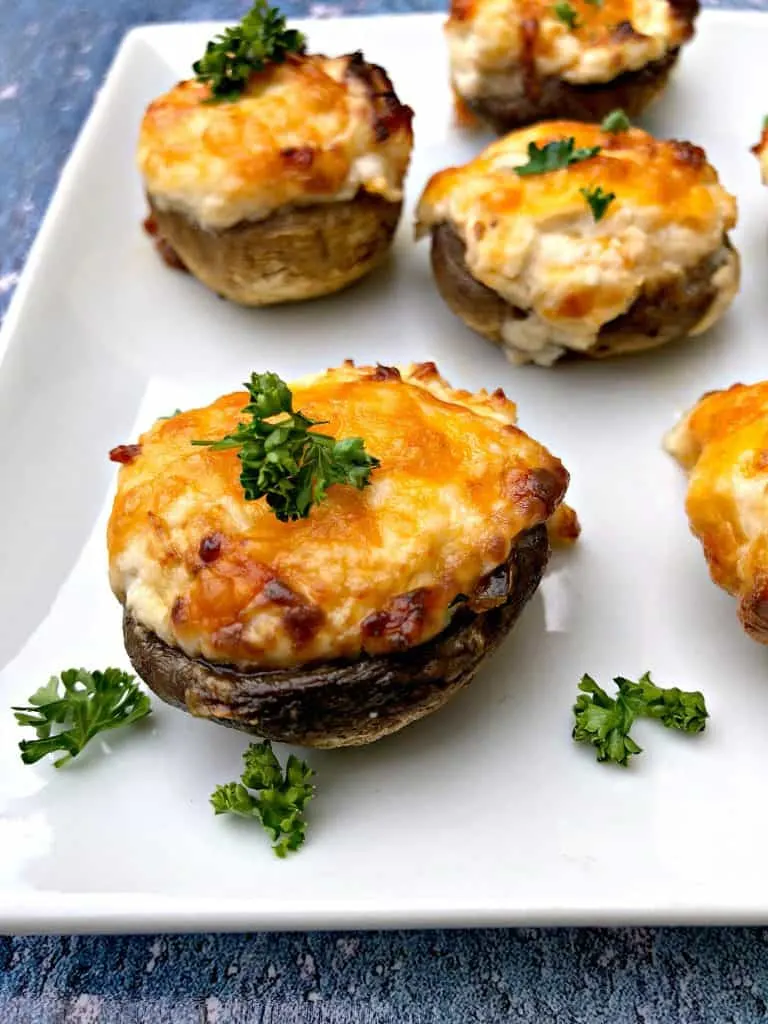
left=515, top=137, right=601, bottom=177
left=601, top=109, right=630, bottom=133
left=580, top=184, right=616, bottom=221
left=763, top=114, right=768, bottom=130
left=193, top=0, right=306, bottom=101
left=573, top=672, right=708, bottom=767
left=13, top=669, right=151, bottom=768
left=211, top=742, right=315, bottom=857
left=191, top=372, right=380, bottom=522
left=159, top=408, right=182, bottom=420
left=553, top=1, right=580, bottom=28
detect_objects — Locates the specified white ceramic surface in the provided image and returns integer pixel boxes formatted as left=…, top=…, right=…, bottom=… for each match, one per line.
left=1, top=12, right=768, bottom=933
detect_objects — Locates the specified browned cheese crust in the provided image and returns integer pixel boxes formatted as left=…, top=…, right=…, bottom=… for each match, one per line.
left=123, top=524, right=549, bottom=747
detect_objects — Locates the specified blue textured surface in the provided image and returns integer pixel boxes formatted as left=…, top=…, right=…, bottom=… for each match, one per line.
left=2, top=0, right=768, bottom=1020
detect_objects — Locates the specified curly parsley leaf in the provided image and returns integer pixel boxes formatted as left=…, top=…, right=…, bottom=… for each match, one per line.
left=573, top=672, right=708, bottom=767
left=211, top=742, right=315, bottom=857
left=553, top=1, right=580, bottom=28
left=580, top=184, right=616, bottom=221
left=616, top=672, right=708, bottom=733
left=515, top=137, right=601, bottom=177
left=13, top=669, right=151, bottom=768
left=601, top=109, right=631, bottom=133
left=193, top=0, right=306, bottom=101
left=573, top=675, right=642, bottom=766
left=191, top=371, right=380, bottom=522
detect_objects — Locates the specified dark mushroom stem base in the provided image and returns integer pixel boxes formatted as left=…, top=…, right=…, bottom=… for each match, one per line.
left=463, top=50, right=679, bottom=134
left=430, top=221, right=736, bottom=361
left=123, top=525, right=550, bottom=748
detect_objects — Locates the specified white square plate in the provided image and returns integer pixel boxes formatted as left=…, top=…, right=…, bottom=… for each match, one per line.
left=2, top=11, right=768, bottom=933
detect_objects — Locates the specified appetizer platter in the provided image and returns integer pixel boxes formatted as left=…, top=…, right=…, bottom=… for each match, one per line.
left=2, top=5, right=768, bottom=932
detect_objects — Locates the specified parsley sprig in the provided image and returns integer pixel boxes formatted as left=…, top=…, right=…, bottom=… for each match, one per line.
left=13, top=669, right=151, bottom=768
left=192, top=372, right=379, bottom=522
left=193, top=0, right=306, bottom=101
left=601, top=109, right=631, bottom=133
left=211, top=742, right=315, bottom=857
left=580, top=184, right=616, bottom=221
left=573, top=672, right=708, bottom=767
left=515, top=137, right=601, bottom=177
left=553, top=2, right=580, bottom=29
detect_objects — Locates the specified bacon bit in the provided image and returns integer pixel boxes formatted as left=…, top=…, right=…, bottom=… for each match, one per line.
left=373, top=101, right=414, bottom=143
left=344, top=52, right=413, bottom=144
left=260, top=577, right=325, bottom=646
left=612, top=19, right=648, bottom=40
left=449, top=0, right=475, bottom=20
left=361, top=588, right=431, bottom=653
left=453, top=88, right=480, bottom=128
left=368, top=364, right=401, bottom=382
left=199, top=533, right=224, bottom=564
left=520, top=18, right=541, bottom=100
left=740, top=575, right=768, bottom=643
left=211, top=622, right=244, bottom=649
left=547, top=504, right=581, bottom=548
left=280, top=146, right=315, bottom=169
left=504, top=467, right=568, bottom=520
left=142, top=212, right=188, bottom=272
left=667, top=0, right=700, bottom=34
left=670, top=140, right=707, bottom=170
left=284, top=605, right=325, bottom=646
left=491, top=387, right=507, bottom=401
left=263, top=578, right=300, bottom=605
left=171, top=595, right=189, bottom=625
left=109, top=444, right=142, bottom=465
left=410, top=361, right=439, bottom=381
left=752, top=451, right=768, bottom=473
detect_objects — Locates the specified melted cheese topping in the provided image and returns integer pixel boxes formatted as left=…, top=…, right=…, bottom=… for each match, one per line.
left=753, top=125, right=768, bottom=184
left=108, top=362, right=569, bottom=669
left=139, top=53, right=413, bottom=230
left=665, top=382, right=768, bottom=644
left=446, top=0, right=696, bottom=94
left=417, top=122, right=737, bottom=365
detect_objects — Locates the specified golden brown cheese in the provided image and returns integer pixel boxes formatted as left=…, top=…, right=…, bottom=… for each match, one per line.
left=752, top=123, right=768, bottom=184
left=446, top=0, right=696, bottom=94
left=665, top=382, right=768, bottom=644
left=107, top=363, right=569, bottom=669
left=416, top=122, right=738, bottom=364
left=138, top=53, right=413, bottom=230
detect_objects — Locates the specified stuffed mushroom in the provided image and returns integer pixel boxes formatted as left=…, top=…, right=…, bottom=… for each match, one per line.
left=446, top=0, right=699, bottom=132
left=665, top=382, right=768, bottom=645
left=416, top=120, right=739, bottom=366
left=107, top=361, right=571, bottom=747
left=138, top=5, right=413, bottom=305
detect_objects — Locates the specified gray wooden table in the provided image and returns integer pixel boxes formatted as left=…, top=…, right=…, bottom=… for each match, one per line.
left=2, top=1, right=768, bottom=1020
